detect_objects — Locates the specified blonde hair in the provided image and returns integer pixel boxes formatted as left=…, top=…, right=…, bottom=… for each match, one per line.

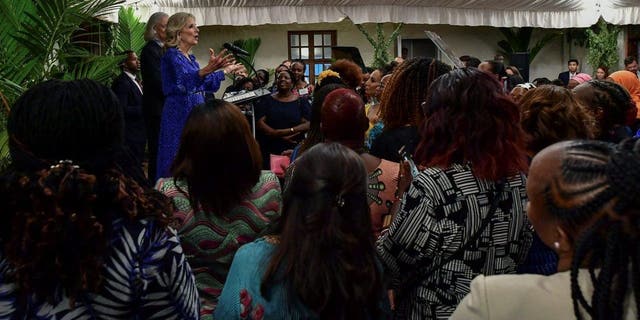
left=143, top=12, right=168, bottom=42
left=164, top=12, right=195, bottom=48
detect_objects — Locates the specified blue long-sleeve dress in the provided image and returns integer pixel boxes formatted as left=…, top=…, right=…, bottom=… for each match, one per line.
left=157, top=47, right=225, bottom=179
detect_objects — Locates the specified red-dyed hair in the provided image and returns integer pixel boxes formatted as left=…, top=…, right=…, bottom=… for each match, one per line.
left=415, top=68, right=528, bottom=180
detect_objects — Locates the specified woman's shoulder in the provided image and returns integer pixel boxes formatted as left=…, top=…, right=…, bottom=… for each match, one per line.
left=452, top=271, right=579, bottom=319
left=233, top=237, right=278, bottom=265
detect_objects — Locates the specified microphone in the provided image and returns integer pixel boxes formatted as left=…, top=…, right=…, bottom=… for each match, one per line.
left=223, top=43, right=249, bottom=57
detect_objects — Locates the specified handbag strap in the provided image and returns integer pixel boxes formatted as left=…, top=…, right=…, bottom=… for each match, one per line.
left=396, top=180, right=506, bottom=300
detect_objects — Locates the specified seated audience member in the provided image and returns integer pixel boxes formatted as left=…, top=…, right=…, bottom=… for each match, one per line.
left=156, top=99, right=281, bottom=318
left=452, top=138, right=640, bottom=320
left=551, top=78, right=565, bottom=86
left=377, top=68, right=532, bottom=319
left=370, top=57, right=451, bottom=162
left=573, top=80, right=637, bottom=143
left=566, top=72, right=592, bottom=90
left=321, top=88, right=400, bottom=236
left=0, top=79, right=199, bottom=318
left=215, top=143, right=389, bottom=319
left=608, top=70, right=640, bottom=123
left=517, top=85, right=594, bottom=275
left=595, top=65, right=609, bottom=80
left=510, top=82, right=535, bottom=104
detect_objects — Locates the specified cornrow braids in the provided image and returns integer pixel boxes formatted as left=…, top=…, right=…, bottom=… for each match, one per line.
left=0, top=162, right=171, bottom=306
left=584, top=80, right=636, bottom=137
left=378, top=57, right=451, bottom=131
left=545, top=139, right=640, bottom=320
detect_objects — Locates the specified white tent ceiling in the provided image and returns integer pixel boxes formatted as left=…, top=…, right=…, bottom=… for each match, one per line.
left=129, top=0, right=639, bottom=27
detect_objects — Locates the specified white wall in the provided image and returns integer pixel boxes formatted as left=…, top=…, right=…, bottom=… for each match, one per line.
left=194, top=19, right=595, bottom=95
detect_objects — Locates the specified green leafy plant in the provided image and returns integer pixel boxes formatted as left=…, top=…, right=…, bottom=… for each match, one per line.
left=112, top=6, right=147, bottom=55
left=231, top=38, right=262, bottom=76
left=356, top=23, right=403, bottom=69
left=0, top=0, right=125, bottom=164
left=497, top=27, right=561, bottom=63
left=586, top=18, right=620, bottom=71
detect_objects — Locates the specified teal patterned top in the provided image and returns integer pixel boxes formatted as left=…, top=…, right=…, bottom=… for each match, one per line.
left=156, top=171, right=282, bottom=319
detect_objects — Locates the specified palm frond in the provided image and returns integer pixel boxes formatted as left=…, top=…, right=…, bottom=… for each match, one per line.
left=113, top=6, right=146, bottom=54
left=63, top=55, right=121, bottom=85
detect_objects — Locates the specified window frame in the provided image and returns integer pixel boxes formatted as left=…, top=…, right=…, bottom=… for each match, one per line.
left=287, top=30, right=337, bottom=84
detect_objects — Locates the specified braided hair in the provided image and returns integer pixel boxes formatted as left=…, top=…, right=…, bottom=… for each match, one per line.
left=576, top=80, right=636, bottom=141
left=378, top=57, right=451, bottom=131
left=544, top=139, right=640, bottom=320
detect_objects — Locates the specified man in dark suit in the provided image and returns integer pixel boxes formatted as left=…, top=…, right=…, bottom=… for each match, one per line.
left=140, top=12, right=168, bottom=182
left=557, top=59, right=579, bottom=87
left=112, top=50, right=146, bottom=168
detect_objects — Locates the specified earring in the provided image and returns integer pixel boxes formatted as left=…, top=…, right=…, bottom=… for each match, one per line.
left=553, top=241, right=560, bottom=250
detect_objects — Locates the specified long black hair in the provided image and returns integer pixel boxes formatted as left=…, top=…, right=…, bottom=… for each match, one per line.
left=261, top=143, right=383, bottom=319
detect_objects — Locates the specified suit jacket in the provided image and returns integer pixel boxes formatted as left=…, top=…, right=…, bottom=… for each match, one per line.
left=112, top=72, right=146, bottom=144
left=450, top=270, right=637, bottom=320
left=140, top=40, right=165, bottom=117
left=558, top=71, right=570, bottom=86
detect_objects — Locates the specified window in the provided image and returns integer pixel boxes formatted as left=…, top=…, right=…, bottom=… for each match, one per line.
left=288, top=30, right=336, bottom=84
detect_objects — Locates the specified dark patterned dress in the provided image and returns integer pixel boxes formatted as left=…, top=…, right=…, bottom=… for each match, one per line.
left=0, top=218, right=200, bottom=319
left=157, top=48, right=225, bottom=179
left=155, top=171, right=282, bottom=319
left=377, top=163, right=533, bottom=319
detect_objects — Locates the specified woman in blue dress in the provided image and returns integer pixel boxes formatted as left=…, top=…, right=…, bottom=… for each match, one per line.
left=157, top=12, right=242, bottom=179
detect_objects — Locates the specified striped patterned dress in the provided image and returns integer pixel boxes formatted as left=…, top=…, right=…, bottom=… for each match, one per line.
left=155, top=171, right=282, bottom=319
left=0, top=218, right=200, bottom=319
left=377, top=164, right=533, bottom=319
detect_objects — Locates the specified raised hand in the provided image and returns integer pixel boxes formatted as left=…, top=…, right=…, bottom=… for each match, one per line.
left=205, top=48, right=234, bottom=73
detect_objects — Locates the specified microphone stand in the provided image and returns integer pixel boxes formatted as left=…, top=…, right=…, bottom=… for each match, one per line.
left=232, top=54, right=259, bottom=138
left=233, top=54, right=259, bottom=82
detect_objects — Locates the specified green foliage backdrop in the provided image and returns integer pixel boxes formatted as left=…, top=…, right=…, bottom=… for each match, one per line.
left=586, top=18, right=620, bottom=71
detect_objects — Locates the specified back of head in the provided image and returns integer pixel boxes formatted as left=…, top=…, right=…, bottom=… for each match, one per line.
left=328, top=59, right=363, bottom=89
left=532, top=138, right=640, bottom=320
left=416, top=67, right=528, bottom=180
left=321, top=88, right=368, bottom=148
left=573, top=80, right=636, bottom=141
left=519, top=85, right=594, bottom=154
left=171, top=99, right=262, bottom=214
left=298, top=81, right=347, bottom=155
left=379, top=57, right=451, bottom=130
left=9, top=79, right=124, bottom=172
left=3, top=79, right=168, bottom=304
left=262, top=142, right=381, bottom=318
